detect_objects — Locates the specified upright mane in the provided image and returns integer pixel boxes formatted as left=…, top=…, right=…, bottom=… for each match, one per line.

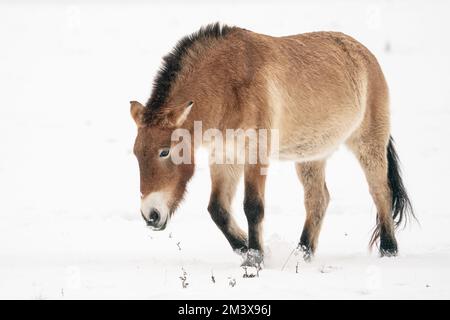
left=144, top=22, right=235, bottom=118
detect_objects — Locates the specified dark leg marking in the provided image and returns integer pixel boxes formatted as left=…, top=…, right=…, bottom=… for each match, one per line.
left=208, top=196, right=248, bottom=252
left=241, top=165, right=267, bottom=267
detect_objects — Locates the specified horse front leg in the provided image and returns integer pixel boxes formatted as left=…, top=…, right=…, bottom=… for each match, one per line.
left=207, top=164, right=248, bottom=255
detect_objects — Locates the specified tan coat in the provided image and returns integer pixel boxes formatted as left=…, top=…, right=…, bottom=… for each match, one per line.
left=130, top=24, right=413, bottom=265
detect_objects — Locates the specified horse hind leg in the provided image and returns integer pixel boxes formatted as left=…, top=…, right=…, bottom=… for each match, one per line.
left=295, top=160, right=330, bottom=261
left=347, top=136, right=399, bottom=256
left=242, top=164, right=267, bottom=266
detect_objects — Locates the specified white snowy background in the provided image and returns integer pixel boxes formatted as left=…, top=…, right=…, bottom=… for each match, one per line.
left=1, top=0, right=449, bottom=299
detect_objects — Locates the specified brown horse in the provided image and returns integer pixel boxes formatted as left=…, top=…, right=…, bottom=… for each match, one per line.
left=130, top=23, right=413, bottom=266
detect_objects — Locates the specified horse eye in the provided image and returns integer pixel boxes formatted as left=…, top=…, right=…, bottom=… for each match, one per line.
left=159, top=148, right=170, bottom=158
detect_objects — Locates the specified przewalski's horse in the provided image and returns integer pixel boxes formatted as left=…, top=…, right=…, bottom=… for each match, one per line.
left=130, top=23, right=413, bottom=266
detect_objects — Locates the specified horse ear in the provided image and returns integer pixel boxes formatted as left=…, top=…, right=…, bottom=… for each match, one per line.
left=130, top=101, right=145, bottom=127
left=166, top=101, right=193, bottom=127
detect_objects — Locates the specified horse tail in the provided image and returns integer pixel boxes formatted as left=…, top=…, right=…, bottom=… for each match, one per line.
left=386, top=136, right=415, bottom=229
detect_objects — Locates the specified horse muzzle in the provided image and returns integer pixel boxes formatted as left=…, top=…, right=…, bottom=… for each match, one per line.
left=141, top=208, right=168, bottom=230
left=140, top=192, right=171, bottom=231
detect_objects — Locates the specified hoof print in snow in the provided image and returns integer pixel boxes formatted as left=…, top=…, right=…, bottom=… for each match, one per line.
left=319, top=265, right=340, bottom=274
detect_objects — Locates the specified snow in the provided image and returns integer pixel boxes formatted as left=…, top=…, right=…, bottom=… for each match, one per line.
left=1, top=0, right=450, bottom=299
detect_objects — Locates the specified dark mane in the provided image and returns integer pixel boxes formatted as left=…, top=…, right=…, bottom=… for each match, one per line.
left=144, top=22, right=235, bottom=116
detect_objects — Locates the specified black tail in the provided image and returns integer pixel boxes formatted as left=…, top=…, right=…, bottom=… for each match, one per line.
left=387, top=136, right=415, bottom=229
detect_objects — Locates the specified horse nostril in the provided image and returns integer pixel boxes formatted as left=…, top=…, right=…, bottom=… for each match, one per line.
left=149, top=209, right=160, bottom=224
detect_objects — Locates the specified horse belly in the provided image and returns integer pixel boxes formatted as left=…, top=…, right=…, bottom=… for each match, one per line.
left=265, top=60, right=367, bottom=162
left=277, top=100, right=365, bottom=161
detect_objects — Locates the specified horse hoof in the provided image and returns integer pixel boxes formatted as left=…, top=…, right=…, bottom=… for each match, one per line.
left=233, top=246, right=248, bottom=258
left=241, top=249, right=264, bottom=268
left=380, top=237, right=398, bottom=257
left=380, top=248, right=398, bottom=257
left=297, top=244, right=313, bottom=262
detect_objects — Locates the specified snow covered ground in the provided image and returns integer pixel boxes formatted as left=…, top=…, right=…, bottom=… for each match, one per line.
left=1, top=0, right=450, bottom=299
